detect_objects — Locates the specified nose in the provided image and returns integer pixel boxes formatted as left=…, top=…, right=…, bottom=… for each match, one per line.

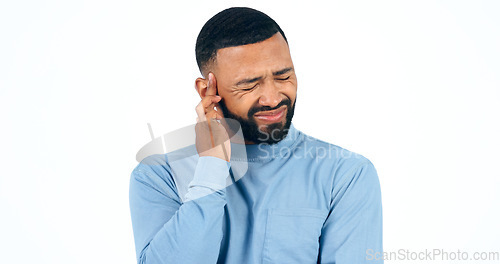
left=258, top=81, right=281, bottom=108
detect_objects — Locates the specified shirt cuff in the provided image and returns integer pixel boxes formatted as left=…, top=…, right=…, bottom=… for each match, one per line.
left=184, top=156, right=231, bottom=201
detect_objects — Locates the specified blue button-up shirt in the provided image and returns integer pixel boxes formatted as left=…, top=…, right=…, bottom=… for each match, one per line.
left=129, top=124, right=383, bottom=263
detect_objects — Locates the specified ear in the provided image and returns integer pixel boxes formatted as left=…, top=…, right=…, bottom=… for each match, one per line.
left=194, top=77, right=208, bottom=99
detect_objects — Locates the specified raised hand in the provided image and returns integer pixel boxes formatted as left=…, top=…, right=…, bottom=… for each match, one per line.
left=194, top=73, right=231, bottom=161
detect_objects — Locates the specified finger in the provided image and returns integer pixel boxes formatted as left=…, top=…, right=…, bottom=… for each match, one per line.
left=206, top=117, right=215, bottom=148
left=195, top=101, right=207, bottom=122
left=201, top=95, right=221, bottom=109
left=206, top=73, right=218, bottom=96
left=196, top=96, right=221, bottom=121
left=213, top=102, right=223, bottom=116
left=196, top=95, right=220, bottom=114
left=206, top=105, right=223, bottom=120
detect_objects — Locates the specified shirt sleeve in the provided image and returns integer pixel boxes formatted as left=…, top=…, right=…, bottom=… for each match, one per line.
left=129, top=156, right=230, bottom=264
left=318, top=160, right=383, bottom=264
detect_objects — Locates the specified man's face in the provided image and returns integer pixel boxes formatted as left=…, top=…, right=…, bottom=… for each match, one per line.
left=212, top=33, right=297, bottom=144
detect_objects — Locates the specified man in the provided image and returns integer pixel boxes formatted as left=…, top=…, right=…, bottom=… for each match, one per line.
left=130, top=7, right=383, bottom=264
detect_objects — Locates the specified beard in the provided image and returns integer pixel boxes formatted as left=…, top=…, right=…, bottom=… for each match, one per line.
left=218, top=97, right=296, bottom=145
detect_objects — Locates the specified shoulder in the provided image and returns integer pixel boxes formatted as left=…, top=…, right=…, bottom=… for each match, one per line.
left=296, top=130, right=372, bottom=165
left=131, top=154, right=175, bottom=194
left=133, top=143, right=197, bottom=176
left=295, top=129, right=377, bottom=185
left=131, top=145, right=199, bottom=202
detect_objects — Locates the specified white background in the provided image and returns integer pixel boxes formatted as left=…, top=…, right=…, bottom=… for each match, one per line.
left=1, top=0, right=499, bottom=263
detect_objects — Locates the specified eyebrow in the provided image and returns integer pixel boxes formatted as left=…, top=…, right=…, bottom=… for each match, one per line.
left=234, top=67, right=294, bottom=87
left=273, top=67, right=294, bottom=76
left=235, top=76, right=263, bottom=86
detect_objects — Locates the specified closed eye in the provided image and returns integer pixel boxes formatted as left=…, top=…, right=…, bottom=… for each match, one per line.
left=276, top=76, right=290, bottom=81
left=241, top=84, right=258, bottom=91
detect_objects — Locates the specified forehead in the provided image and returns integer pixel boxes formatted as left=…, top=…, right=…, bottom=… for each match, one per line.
left=214, top=33, right=293, bottom=80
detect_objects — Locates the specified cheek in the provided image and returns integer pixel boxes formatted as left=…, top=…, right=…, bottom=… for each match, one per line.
left=223, top=95, right=255, bottom=116
left=282, top=80, right=297, bottom=100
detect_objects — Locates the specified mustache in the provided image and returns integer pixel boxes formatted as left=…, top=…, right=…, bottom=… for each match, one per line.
left=248, top=98, right=292, bottom=118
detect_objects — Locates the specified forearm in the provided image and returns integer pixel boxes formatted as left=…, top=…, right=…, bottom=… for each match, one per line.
left=130, top=156, right=230, bottom=264
left=137, top=192, right=226, bottom=264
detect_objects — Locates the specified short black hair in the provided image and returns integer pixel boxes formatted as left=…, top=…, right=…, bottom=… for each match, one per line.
left=195, top=7, right=287, bottom=74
